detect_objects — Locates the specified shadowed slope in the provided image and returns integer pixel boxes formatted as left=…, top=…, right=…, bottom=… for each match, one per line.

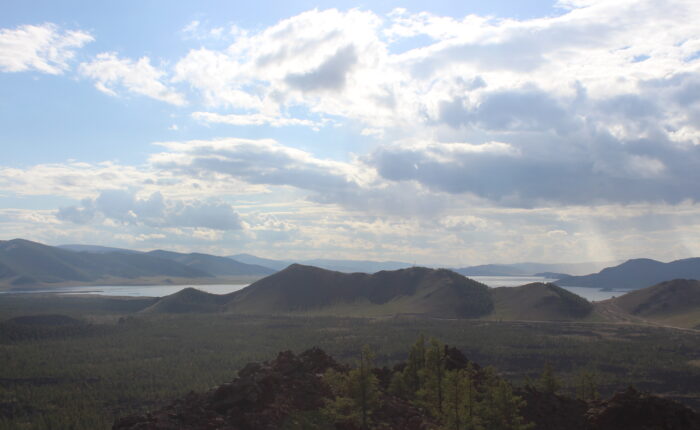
left=225, top=264, right=494, bottom=318
left=491, top=282, right=593, bottom=321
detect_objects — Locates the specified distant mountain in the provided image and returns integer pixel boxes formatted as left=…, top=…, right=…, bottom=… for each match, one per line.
left=0, top=239, right=273, bottom=289
left=533, top=272, right=571, bottom=279
left=455, top=264, right=528, bottom=276
left=556, top=258, right=700, bottom=290
left=148, top=250, right=274, bottom=277
left=509, top=261, right=616, bottom=276
left=58, top=244, right=141, bottom=254
left=0, top=239, right=208, bottom=287
left=228, top=254, right=412, bottom=273
left=455, top=261, right=614, bottom=277
left=490, top=282, right=593, bottom=320
left=228, top=253, right=290, bottom=271
left=300, top=258, right=413, bottom=273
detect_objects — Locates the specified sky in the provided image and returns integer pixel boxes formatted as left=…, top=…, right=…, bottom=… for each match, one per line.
left=1, top=0, right=700, bottom=266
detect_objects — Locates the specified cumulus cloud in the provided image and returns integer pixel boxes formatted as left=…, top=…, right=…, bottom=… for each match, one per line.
left=79, top=52, right=186, bottom=105
left=368, top=126, right=700, bottom=206
left=285, top=45, right=358, bottom=92
left=57, top=189, right=243, bottom=230
left=150, top=137, right=364, bottom=195
left=0, top=23, right=92, bottom=74
left=5, top=3, right=700, bottom=263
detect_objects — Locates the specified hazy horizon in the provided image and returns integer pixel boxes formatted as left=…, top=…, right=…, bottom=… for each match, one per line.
left=2, top=0, right=700, bottom=266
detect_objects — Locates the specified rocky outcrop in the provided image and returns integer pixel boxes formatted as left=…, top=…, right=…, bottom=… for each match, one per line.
left=114, top=347, right=342, bottom=430
left=587, top=387, right=700, bottom=430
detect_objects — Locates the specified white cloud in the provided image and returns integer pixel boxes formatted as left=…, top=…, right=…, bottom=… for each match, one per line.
left=57, top=189, right=243, bottom=231
left=192, top=111, right=325, bottom=128
left=0, top=23, right=93, bottom=74
left=79, top=52, right=186, bottom=105
left=5, top=4, right=700, bottom=264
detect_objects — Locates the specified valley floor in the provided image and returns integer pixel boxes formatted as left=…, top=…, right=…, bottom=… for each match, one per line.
left=1, top=294, right=700, bottom=429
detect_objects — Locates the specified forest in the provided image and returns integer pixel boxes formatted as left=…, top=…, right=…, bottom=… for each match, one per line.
left=1, top=294, right=700, bottom=429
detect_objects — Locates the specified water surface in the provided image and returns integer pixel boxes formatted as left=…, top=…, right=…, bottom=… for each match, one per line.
left=1, top=276, right=626, bottom=302
left=2, top=284, right=248, bottom=297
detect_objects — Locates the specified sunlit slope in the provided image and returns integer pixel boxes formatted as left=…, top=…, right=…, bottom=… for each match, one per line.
left=605, top=279, right=700, bottom=328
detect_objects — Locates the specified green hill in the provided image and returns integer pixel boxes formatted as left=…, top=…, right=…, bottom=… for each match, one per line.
left=143, top=266, right=603, bottom=320
left=0, top=239, right=208, bottom=287
left=224, top=264, right=493, bottom=318
left=490, top=282, right=593, bottom=321
left=607, top=279, right=700, bottom=328
left=143, top=288, right=228, bottom=314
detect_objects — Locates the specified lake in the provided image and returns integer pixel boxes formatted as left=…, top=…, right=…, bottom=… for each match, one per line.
left=1, top=284, right=250, bottom=297
left=0, top=276, right=626, bottom=302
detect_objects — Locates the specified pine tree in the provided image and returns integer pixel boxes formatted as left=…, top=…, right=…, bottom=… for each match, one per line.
left=347, top=345, right=379, bottom=429
left=479, top=380, right=533, bottom=430
left=403, top=334, right=427, bottom=395
left=443, top=368, right=480, bottom=430
left=421, top=338, right=447, bottom=417
left=539, top=362, right=561, bottom=394
left=575, top=369, right=599, bottom=401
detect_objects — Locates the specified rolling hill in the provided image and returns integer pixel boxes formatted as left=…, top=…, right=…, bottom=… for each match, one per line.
left=0, top=239, right=271, bottom=289
left=145, top=265, right=495, bottom=318
left=226, top=264, right=494, bottom=317
left=604, top=279, right=700, bottom=328
left=147, top=265, right=598, bottom=321
left=143, top=287, right=229, bottom=313
left=0, top=239, right=208, bottom=287
left=490, top=282, right=594, bottom=321
left=555, top=258, right=700, bottom=290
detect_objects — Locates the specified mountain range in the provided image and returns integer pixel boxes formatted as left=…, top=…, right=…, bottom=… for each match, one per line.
left=231, top=254, right=612, bottom=276
left=145, top=265, right=495, bottom=318
left=139, top=265, right=700, bottom=328
left=143, top=264, right=597, bottom=321
left=555, top=258, right=700, bottom=290
left=0, top=239, right=272, bottom=288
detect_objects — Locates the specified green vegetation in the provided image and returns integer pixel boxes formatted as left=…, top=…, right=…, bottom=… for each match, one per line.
left=608, top=279, right=700, bottom=328
left=1, top=294, right=700, bottom=428
left=226, top=264, right=495, bottom=318
left=490, top=283, right=593, bottom=321
left=318, top=338, right=532, bottom=430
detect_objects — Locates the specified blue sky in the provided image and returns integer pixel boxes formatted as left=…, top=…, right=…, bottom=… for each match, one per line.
left=1, top=0, right=700, bottom=265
